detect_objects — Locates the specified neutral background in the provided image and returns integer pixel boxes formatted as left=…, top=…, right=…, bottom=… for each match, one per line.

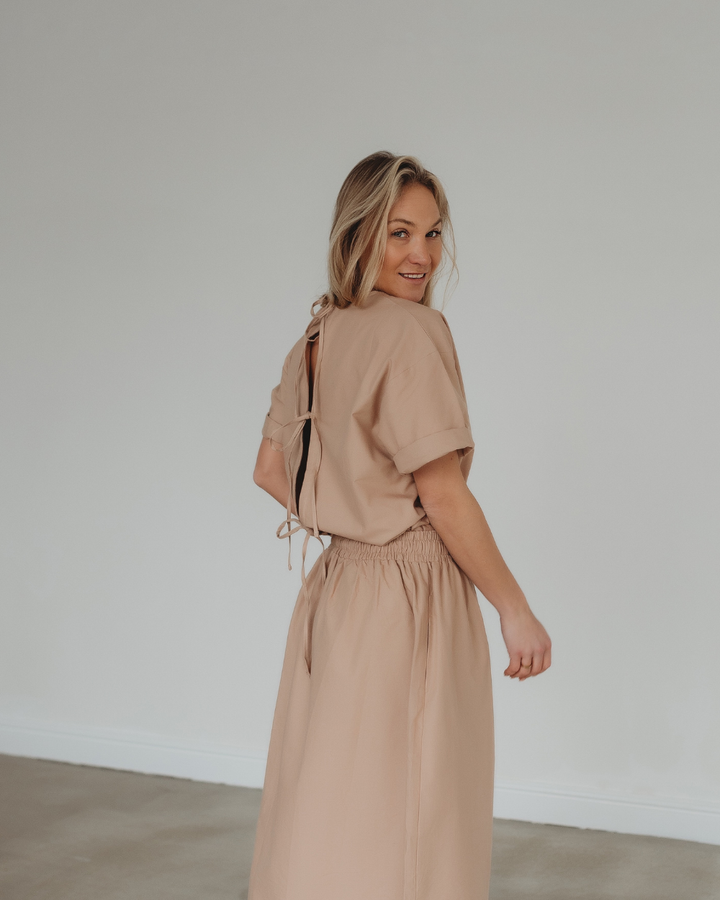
left=1, top=0, right=718, bottom=844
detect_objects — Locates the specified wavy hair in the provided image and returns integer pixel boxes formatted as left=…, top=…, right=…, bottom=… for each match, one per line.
left=315, top=151, right=457, bottom=313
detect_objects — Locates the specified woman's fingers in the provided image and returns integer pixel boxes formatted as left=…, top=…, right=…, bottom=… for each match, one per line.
left=507, top=649, right=552, bottom=680
left=505, top=654, right=536, bottom=679
left=504, top=654, right=523, bottom=678
left=518, top=656, right=535, bottom=680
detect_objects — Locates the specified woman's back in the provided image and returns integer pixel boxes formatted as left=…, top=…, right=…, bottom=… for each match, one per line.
left=262, top=289, right=475, bottom=546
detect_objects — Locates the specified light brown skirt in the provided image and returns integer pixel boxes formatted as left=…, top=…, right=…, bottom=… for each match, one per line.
left=248, top=525, right=494, bottom=900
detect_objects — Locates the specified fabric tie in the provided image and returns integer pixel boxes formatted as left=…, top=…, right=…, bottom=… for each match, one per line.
left=265, top=299, right=335, bottom=671
left=270, top=408, right=327, bottom=586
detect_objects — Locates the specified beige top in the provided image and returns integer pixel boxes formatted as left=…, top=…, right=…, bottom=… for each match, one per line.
left=261, top=290, right=475, bottom=573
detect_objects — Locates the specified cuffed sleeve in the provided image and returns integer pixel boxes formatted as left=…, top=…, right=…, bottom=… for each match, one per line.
left=261, top=350, right=294, bottom=448
left=376, top=339, right=475, bottom=475
left=393, top=425, right=474, bottom=475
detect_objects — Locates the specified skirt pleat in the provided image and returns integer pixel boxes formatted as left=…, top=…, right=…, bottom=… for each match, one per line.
left=248, top=525, right=494, bottom=900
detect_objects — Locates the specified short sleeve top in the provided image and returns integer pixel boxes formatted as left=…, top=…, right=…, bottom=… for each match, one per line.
left=261, top=290, right=474, bottom=547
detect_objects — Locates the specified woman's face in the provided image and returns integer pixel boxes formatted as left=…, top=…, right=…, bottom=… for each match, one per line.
left=374, top=183, right=443, bottom=303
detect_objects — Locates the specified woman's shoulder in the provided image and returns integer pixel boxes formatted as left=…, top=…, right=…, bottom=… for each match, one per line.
left=367, top=291, right=455, bottom=357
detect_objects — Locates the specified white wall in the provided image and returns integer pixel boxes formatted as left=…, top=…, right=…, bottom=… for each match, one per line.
left=1, top=0, right=719, bottom=845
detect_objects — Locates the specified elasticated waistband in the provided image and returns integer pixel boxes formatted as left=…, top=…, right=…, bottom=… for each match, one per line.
left=329, top=527, right=451, bottom=562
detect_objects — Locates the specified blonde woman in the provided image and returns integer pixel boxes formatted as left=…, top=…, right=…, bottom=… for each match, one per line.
left=249, top=151, right=551, bottom=900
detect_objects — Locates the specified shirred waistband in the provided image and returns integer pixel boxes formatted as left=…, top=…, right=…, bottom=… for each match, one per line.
left=329, top=527, right=451, bottom=561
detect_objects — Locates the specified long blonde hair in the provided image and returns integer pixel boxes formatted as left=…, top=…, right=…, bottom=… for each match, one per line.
left=316, top=151, right=457, bottom=312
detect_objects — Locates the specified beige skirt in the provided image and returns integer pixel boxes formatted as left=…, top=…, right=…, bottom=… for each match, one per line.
left=248, top=525, right=494, bottom=900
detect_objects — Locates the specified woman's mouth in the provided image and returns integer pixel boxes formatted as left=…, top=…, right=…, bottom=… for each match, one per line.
left=400, top=273, right=426, bottom=281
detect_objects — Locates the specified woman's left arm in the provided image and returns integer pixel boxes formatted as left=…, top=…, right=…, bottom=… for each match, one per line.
left=413, top=449, right=552, bottom=680
left=253, top=438, right=290, bottom=507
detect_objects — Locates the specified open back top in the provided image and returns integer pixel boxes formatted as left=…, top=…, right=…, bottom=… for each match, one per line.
left=262, top=290, right=475, bottom=572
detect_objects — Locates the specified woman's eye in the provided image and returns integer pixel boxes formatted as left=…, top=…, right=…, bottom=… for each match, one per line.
left=428, top=230, right=442, bottom=238
left=391, top=229, right=408, bottom=238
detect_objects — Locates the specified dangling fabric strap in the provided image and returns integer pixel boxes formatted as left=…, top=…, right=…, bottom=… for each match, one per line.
left=265, top=300, right=335, bottom=646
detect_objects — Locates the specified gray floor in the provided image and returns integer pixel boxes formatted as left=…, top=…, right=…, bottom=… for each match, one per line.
left=0, top=755, right=718, bottom=900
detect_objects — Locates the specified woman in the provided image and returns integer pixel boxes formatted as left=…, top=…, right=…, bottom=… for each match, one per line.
left=250, top=151, right=551, bottom=900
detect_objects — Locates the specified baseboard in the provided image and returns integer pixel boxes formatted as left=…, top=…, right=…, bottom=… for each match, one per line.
left=494, top=780, right=720, bottom=845
left=0, top=718, right=267, bottom=788
left=1, top=718, right=718, bottom=845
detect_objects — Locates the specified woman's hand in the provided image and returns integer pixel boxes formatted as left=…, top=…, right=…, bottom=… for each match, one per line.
left=500, top=607, right=552, bottom=680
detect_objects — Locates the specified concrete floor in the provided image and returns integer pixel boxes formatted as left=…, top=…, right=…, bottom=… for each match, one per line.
left=0, top=755, right=718, bottom=900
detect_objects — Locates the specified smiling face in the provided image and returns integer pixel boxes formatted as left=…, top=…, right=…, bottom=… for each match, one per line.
left=373, top=183, right=443, bottom=303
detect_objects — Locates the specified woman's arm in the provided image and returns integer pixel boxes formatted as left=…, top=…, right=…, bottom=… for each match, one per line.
left=413, top=450, right=552, bottom=680
left=253, top=437, right=290, bottom=507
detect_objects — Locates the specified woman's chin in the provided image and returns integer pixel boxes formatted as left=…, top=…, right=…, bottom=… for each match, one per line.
left=398, top=287, right=425, bottom=303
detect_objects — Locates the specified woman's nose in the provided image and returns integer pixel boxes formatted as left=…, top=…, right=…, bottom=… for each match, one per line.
left=407, top=240, right=431, bottom=266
